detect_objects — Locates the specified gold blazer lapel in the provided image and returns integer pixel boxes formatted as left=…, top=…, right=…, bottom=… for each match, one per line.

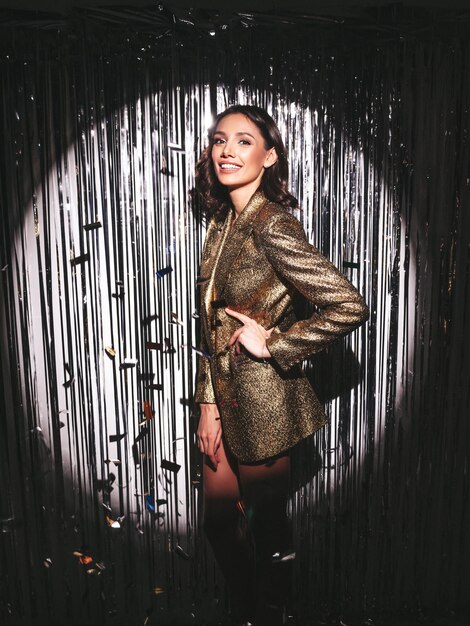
left=213, top=191, right=268, bottom=298
left=200, top=212, right=233, bottom=351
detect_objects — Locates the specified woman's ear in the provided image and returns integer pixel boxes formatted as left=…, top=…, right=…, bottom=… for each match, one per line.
left=264, top=148, right=278, bottom=169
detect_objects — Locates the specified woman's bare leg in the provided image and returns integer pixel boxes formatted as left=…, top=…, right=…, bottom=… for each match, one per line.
left=238, top=453, right=292, bottom=626
left=203, top=437, right=256, bottom=623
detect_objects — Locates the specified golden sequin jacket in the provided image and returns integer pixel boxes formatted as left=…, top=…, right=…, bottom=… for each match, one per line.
left=195, top=191, right=368, bottom=462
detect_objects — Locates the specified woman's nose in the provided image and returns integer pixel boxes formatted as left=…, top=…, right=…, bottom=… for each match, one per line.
left=221, top=139, right=235, bottom=157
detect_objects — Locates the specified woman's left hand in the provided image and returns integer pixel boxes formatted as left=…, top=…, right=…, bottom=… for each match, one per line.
left=225, top=307, right=273, bottom=359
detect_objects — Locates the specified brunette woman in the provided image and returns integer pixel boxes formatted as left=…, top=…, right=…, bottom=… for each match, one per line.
left=193, top=105, right=368, bottom=626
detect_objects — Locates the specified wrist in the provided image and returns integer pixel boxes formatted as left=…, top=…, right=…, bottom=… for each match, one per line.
left=262, top=344, right=272, bottom=359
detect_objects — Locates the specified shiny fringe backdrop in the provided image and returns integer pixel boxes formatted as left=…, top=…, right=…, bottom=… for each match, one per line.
left=0, top=6, right=469, bottom=626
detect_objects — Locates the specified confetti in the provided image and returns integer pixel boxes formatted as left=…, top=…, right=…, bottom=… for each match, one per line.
left=142, top=313, right=159, bottom=325
left=343, top=260, right=360, bottom=269
left=132, top=443, right=140, bottom=466
left=143, top=401, right=154, bottom=421
left=106, top=515, right=124, bottom=528
left=146, top=341, right=174, bottom=353
left=138, top=372, right=155, bottom=382
left=145, top=494, right=155, bottom=512
left=105, top=346, right=116, bottom=359
left=170, top=312, right=184, bottom=326
left=109, top=433, right=126, bottom=443
left=174, top=544, right=190, bottom=560
left=145, top=383, right=163, bottom=391
left=156, top=265, right=172, bottom=278
left=79, top=555, right=93, bottom=566
left=70, top=253, right=90, bottom=266
left=161, top=459, right=180, bottom=473
left=119, top=358, right=138, bottom=369
left=83, top=221, right=102, bottom=231
left=271, top=550, right=296, bottom=563
left=134, top=425, right=150, bottom=444
left=63, top=363, right=75, bottom=388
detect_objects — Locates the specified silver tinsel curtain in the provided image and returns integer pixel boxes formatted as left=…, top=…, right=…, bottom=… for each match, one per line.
left=0, top=7, right=469, bottom=626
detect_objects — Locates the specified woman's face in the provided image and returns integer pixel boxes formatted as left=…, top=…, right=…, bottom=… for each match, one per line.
left=211, top=113, right=277, bottom=195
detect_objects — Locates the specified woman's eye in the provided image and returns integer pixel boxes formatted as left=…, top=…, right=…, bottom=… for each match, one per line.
left=213, top=138, right=225, bottom=145
left=239, top=139, right=251, bottom=145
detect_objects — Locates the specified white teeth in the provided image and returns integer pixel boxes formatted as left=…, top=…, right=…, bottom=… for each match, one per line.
left=220, top=163, right=240, bottom=170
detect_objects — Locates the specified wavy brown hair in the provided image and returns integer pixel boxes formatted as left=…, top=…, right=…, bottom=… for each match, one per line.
left=194, top=105, right=298, bottom=220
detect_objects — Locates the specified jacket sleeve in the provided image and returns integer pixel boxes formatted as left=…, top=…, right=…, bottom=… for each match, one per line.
left=194, top=332, right=216, bottom=404
left=260, top=212, right=369, bottom=372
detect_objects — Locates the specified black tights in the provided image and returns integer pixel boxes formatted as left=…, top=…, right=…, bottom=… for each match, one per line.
left=203, top=438, right=292, bottom=625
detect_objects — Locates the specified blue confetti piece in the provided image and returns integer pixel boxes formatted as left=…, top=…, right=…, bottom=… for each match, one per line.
left=156, top=265, right=172, bottom=278
left=145, top=494, right=155, bottom=512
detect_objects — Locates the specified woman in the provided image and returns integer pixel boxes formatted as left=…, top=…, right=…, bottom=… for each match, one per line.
left=194, top=105, right=368, bottom=626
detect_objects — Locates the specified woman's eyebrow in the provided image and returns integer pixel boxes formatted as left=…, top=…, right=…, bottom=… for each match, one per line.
left=213, top=131, right=256, bottom=139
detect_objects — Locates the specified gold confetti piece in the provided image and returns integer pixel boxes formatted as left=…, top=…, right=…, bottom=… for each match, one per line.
left=152, top=587, right=165, bottom=595
left=43, top=558, right=52, bottom=568
left=105, top=346, right=116, bottom=359
left=104, top=458, right=121, bottom=466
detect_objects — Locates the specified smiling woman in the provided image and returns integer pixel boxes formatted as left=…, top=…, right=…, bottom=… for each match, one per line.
left=195, top=105, right=298, bottom=223
left=193, top=105, right=369, bottom=625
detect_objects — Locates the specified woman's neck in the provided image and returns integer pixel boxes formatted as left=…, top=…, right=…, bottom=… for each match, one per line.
left=229, top=183, right=261, bottom=217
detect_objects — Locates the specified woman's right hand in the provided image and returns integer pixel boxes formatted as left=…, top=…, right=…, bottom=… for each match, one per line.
left=197, top=403, right=222, bottom=469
